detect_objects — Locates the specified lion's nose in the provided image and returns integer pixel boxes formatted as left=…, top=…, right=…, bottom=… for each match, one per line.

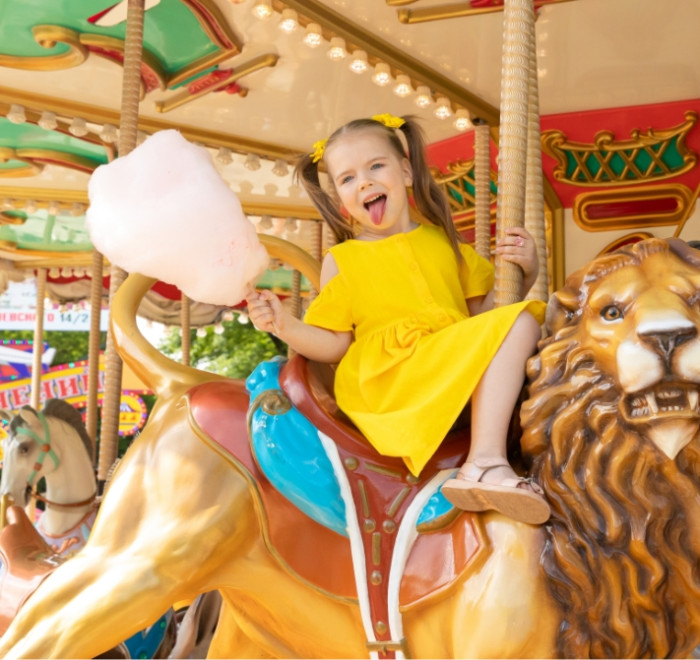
left=638, top=319, right=697, bottom=361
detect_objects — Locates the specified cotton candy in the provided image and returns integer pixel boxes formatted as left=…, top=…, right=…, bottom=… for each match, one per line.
left=86, top=129, right=269, bottom=306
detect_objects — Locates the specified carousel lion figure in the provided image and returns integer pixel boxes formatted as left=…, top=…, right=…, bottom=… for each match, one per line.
left=0, top=236, right=699, bottom=659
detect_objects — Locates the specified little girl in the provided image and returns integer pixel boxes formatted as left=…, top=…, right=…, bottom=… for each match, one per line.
left=247, top=114, right=550, bottom=525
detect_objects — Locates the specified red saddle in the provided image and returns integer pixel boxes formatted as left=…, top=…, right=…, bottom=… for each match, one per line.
left=188, top=356, right=486, bottom=655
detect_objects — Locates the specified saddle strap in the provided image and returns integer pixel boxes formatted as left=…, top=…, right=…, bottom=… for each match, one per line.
left=319, top=431, right=454, bottom=660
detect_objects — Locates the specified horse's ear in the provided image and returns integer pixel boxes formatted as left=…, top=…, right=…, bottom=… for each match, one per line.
left=17, top=406, right=39, bottom=427
left=0, top=409, right=12, bottom=423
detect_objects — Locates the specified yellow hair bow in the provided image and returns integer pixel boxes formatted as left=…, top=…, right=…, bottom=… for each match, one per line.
left=310, top=138, right=328, bottom=163
left=372, top=113, right=406, bottom=129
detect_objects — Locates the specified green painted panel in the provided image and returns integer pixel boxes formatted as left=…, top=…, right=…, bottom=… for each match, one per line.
left=0, top=0, right=219, bottom=74
left=0, top=119, right=109, bottom=164
left=0, top=210, right=92, bottom=252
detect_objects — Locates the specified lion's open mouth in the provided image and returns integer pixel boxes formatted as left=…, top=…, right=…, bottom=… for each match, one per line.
left=624, top=383, right=700, bottom=422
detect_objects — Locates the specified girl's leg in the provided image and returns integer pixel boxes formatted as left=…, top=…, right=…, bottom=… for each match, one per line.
left=467, top=310, right=540, bottom=479
left=442, top=310, right=550, bottom=524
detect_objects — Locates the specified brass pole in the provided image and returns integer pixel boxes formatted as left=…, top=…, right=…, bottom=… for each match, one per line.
left=85, top=251, right=103, bottom=454
left=30, top=268, right=46, bottom=410
left=493, top=0, right=534, bottom=307
left=180, top=292, right=191, bottom=367
left=97, top=0, right=144, bottom=482
left=524, top=9, right=549, bottom=302
left=473, top=120, right=492, bottom=261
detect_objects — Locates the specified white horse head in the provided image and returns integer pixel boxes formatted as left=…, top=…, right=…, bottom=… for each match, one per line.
left=0, top=400, right=96, bottom=535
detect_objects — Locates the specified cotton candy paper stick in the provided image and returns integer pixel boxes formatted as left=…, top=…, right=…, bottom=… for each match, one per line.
left=86, top=129, right=269, bottom=306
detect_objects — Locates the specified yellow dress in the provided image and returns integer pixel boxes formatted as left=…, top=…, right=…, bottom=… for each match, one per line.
left=304, top=224, right=546, bottom=476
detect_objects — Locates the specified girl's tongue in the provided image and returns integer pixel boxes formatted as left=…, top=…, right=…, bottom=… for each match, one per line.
left=366, top=196, right=386, bottom=226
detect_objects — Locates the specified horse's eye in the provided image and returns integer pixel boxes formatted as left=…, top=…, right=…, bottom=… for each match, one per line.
left=601, top=305, right=623, bottom=322
left=18, top=443, right=31, bottom=455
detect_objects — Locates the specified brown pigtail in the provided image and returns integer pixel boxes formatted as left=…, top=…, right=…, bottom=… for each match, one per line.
left=397, top=117, right=464, bottom=262
left=294, top=153, right=355, bottom=243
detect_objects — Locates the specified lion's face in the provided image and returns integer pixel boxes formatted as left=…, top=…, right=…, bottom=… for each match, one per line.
left=545, top=239, right=700, bottom=459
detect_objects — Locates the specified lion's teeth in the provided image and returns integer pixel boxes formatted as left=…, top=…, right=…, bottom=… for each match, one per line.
left=645, top=392, right=659, bottom=413
left=689, top=390, right=699, bottom=411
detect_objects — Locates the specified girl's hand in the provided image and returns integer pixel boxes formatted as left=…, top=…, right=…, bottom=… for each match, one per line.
left=246, top=289, right=284, bottom=335
left=495, top=227, right=539, bottom=293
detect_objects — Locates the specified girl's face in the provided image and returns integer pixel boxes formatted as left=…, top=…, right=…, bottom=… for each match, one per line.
left=324, top=129, right=413, bottom=238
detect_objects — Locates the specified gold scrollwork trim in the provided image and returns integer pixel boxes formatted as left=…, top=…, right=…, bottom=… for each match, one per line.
left=0, top=25, right=88, bottom=71
left=157, top=53, right=280, bottom=113
left=0, top=211, right=26, bottom=226
left=433, top=160, right=498, bottom=215
left=14, top=148, right=100, bottom=174
left=573, top=184, right=694, bottom=232
left=79, top=34, right=167, bottom=92
left=542, top=112, right=698, bottom=186
left=0, top=147, right=45, bottom=177
left=597, top=232, right=654, bottom=257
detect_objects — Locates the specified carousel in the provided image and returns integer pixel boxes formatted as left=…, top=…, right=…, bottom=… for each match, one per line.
left=0, top=0, right=699, bottom=658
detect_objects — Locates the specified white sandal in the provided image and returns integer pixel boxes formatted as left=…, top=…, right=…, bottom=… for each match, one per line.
left=441, top=458, right=550, bottom=525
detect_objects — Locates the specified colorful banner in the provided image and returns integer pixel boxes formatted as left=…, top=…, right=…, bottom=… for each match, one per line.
left=0, top=357, right=150, bottom=443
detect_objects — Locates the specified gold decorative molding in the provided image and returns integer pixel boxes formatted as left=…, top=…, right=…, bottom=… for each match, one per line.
left=597, top=232, right=654, bottom=257
left=395, top=0, right=578, bottom=24
left=156, top=53, right=279, bottom=113
left=0, top=25, right=88, bottom=71
left=432, top=160, right=497, bottom=216
left=0, top=148, right=44, bottom=178
left=0, top=0, right=244, bottom=95
left=0, top=86, right=295, bottom=161
left=278, top=0, right=499, bottom=125
left=0, top=211, right=26, bottom=226
left=573, top=184, right=694, bottom=232
left=0, top=186, right=320, bottom=221
left=542, top=112, right=698, bottom=187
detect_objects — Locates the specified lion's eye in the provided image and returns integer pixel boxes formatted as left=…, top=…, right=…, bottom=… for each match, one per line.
left=601, top=305, right=623, bottom=322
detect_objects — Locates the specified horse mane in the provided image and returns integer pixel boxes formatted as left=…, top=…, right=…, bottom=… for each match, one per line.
left=11, top=399, right=94, bottom=463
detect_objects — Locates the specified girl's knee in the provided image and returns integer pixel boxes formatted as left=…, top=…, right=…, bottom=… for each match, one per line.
left=514, top=310, right=542, bottom=347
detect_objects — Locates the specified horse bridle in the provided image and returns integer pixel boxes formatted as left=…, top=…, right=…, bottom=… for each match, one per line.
left=15, top=411, right=97, bottom=510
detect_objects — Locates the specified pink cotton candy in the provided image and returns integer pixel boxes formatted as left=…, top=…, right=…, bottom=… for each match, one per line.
left=86, top=129, right=269, bottom=306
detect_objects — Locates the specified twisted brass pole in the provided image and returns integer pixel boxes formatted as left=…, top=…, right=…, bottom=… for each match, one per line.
left=473, top=120, right=492, bottom=261
left=523, top=10, right=548, bottom=302
left=493, top=0, right=535, bottom=307
left=86, top=249, right=104, bottom=453
left=180, top=293, right=191, bottom=366
left=97, top=0, right=144, bottom=482
left=30, top=268, right=46, bottom=410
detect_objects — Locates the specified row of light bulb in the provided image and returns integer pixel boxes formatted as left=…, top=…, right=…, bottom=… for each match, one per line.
left=250, top=2, right=474, bottom=131
left=5, top=104, right=295, bottom=179
left=214, top=148, right=291, bottom=176
left=2, top=198, right=85, bottom=216
left=6, top=105, right=120, bottom=142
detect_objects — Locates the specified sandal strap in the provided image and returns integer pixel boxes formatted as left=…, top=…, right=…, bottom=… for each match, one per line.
left=457, top=460, right=544, bottom=495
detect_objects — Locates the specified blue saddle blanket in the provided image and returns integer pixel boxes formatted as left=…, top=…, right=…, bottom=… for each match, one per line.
left=246, top=358, right=456, bottom=536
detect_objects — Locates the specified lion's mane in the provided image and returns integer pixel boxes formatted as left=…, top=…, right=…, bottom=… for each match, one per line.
left=520, top=239, right=700, bottom=658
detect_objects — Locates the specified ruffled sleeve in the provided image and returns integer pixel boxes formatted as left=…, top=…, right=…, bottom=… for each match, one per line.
left=303, top=273, right=354, bottom=332
left=458, top=243, right=494, bottom=299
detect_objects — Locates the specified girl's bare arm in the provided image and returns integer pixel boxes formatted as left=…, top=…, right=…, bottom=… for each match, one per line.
left=245, top=252, right=352, bottom=364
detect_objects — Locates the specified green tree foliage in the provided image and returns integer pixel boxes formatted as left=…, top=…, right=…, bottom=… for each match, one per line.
left=157, top=318, right=286, bottom=379
left=1, top=330, right=106, bottom=366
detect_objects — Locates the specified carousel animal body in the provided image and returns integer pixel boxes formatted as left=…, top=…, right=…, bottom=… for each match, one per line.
left=0, top=237, right=699, bottom=658
left=0, top=402, right=178, bottom=659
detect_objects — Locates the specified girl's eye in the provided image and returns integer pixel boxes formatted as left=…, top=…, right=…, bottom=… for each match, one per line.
left=340, top=175, right=353, bottom=185
left=370, top=162, right=384, bottom=170
left=601, top=305, right=623, bottom=322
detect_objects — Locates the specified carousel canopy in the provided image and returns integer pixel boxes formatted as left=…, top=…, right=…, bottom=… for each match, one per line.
left=0, top=0, right=698, bottom=321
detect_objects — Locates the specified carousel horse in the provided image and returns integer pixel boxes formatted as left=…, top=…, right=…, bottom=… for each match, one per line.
left=0, top=401, right=177, bottom=658
left=1, top=236, right=700, bottom=658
